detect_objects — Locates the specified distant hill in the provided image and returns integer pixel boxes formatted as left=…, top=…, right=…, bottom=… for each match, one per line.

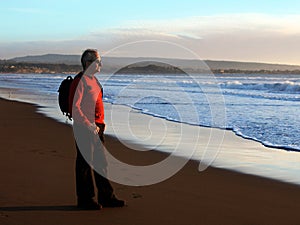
left=115, top=62, right=186, bottom=75
left=12, top=54, right=81, bottom=65
left=205, top=60, right=300, bottom=71
left=7, top=54, right=300, bottom=74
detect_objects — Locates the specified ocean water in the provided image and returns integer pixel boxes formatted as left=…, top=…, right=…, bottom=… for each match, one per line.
left=0, top=73, right=300, bottom=152
left=2, top=72, right=300, bottom=185
left=103, top=73, right=300, bottom=153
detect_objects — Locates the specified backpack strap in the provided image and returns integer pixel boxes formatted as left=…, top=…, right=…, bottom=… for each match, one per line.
left=74, top=71, right=83, bottom=81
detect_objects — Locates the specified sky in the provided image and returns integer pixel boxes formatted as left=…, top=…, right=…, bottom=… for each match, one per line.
left=1, top=0, right=300, bottom=65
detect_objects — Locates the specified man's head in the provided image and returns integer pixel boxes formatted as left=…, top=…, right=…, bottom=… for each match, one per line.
left=81, top=49, right=102, bottom=73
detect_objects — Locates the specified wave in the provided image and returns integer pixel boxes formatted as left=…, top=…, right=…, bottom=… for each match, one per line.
left=231, top=127, right=300, bottom=152
left=221, top=81, right=300, bottom=93
left=2, top=73, right=300, bottom=153
left=109, top=101, right=300, bottom=153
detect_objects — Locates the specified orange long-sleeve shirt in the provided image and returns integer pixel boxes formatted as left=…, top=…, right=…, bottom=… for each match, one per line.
left=70, top=73, right=104, bottom=126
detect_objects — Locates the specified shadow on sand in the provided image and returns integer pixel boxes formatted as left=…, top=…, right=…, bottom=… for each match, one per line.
left=0, top=205, right=81, bottom=212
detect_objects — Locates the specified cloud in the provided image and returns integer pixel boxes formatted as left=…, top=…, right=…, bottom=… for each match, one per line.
left=2, top=13, right=300, bottom=64
left=0, top=39, right=93, bottom=59
left=103, top=13, right=300, bottom=64
left=119, top=13, right=300, bottom=37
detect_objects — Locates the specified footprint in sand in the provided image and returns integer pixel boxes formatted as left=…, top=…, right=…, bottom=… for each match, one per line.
left=131, top=193, right=143, bottom=198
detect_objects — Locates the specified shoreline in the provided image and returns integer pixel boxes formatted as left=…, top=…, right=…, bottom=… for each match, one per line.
left=1, top=85, right=300, bottom=186
left=103, top=102, right=300, bottom=186
left=1, top=74, right=300, bottom=154
left=1, top=98, right=300, bottom=224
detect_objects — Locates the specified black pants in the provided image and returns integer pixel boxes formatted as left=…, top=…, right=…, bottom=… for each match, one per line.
left=74, top=123, right=114, bottom=203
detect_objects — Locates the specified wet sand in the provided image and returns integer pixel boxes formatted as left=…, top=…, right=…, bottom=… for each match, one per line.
left=1, top=98, right=300, bottom=225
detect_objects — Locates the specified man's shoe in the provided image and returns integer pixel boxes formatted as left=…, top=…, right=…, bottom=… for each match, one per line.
left=77, top=199, right=102, bottom=210
left=101, top=198, right=125, bottom=207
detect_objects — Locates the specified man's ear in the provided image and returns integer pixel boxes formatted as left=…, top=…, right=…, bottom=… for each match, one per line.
left=85, top=61, right=91, bottom=69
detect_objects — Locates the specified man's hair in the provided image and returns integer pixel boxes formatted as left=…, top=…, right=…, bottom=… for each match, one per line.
left=81, top=49, right=99, bottom=69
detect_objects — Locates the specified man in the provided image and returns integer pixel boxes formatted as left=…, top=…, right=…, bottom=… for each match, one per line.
left=70, top=49, right=125, bottom=210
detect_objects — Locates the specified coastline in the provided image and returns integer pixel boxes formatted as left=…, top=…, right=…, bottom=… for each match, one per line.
left=1, top=98, right=300, bottom=224
left=103, top=103, right=300, bottom=186
left=1, top=85, right=300, bottom=186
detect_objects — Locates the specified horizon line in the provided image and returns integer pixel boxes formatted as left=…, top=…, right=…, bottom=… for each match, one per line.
left=3, top=53, right=300, bottom=67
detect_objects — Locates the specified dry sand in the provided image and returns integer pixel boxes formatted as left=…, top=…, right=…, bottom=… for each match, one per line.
left=1, top=98, right=300, bottom=225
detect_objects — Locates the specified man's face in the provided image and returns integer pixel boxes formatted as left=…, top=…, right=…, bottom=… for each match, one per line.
left=85, top=54, right=102, bottom=75
left=94, top=56, right=102, bottom=73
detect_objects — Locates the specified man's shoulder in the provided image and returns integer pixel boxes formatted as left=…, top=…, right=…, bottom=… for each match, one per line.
left=74, top=71, right=84, bottom=80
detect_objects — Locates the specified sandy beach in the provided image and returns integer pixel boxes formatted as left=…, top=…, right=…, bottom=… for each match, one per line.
left=1, top=97, right=300, bottom=225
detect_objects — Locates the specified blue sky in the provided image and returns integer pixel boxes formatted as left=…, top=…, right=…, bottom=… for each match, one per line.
left=1, top=0, right=300, bottom=64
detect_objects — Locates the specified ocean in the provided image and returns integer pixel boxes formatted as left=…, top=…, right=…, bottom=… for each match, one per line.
left=103, top=73, right=300, bottom=152
left=1, top=72, right=300, bottom=184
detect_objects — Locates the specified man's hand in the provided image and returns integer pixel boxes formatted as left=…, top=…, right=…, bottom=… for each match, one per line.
left=88, top=123, right=100, bottom=135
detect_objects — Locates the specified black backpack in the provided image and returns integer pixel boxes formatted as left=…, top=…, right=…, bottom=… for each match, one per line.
left=58, top=75, right=74, bottom=120
left=57, top=72, right=103, bottom=120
